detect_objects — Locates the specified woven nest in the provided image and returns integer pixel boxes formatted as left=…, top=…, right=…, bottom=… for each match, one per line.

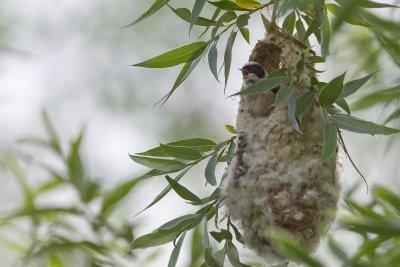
left=222, top=25, right=340, bottom=261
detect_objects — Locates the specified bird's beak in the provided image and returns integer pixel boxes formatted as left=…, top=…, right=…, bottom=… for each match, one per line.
left=239, top=68, right=249, bottom=77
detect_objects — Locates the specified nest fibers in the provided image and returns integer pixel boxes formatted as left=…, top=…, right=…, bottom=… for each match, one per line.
left=222, top=26, right=340, bottom=260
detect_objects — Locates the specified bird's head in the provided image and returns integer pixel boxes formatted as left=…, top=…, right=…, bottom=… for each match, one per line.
left=240, top=62, right=266, bottom=82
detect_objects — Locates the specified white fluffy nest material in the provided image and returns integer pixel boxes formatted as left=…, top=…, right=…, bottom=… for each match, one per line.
left=221, top=29, right=340, bottom=260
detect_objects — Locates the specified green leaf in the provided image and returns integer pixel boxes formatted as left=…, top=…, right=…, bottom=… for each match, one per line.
left=272, top=232, right=324, bottom=267
left=208, top=42, right=220, bottom=81
left=319, top=72, right=346, bottom=107
left=236, top=14, right=250, bottom=27
left=306, top=55, right=325, bottom=63
left=208, top=0, right=252, bottom=11
left=261, top=13, right=271, bottom=30
left=296, top=18, right=308, bottom=44
left=330, top=114, right=400, bottom=135
left=211, top=11, right=237, bottom=38
left=283, top=12, right=296, bottom=35
left=129, top=155, right=186, bottom=171
left=296, top=91, right=314, bottom=116
left=336, top=0, right=399, bottom=9
left=224, top=30, right=238, bottom=89
left=326, top=3, right=369, bottom=27
left=161, top=144, right=202, bottom=160
left=162, top=57, right=199, bottom=106
left=322, top=122, right=337, bottom=161
left=376, top=33, right=400, bottom=67
left=166, top=176, right=203, bottom=204
left=321, top=7, right=331, bottom=58
left=205, top=248, right=223, bottom=267
left=304, top=18, right=322, bottom=40
left=101, top=180, right=138, bottom=217
left=288, top=89, right=301, bottom=133
left=335, top=98, right=351, bottom=114
left=125, top=0, right=171, bottom=26
left=227, top=241, right=250, bottom=267
left=352, top=84, right=400, bottom=110
left=169, top=138, right=217, bottom=148
left=47, top=253, right=65, bottom=267
left=67, top=131, right=85, bottom=184
left=168, top=6, right=217, bottom=26
left=235, top=0, right=262, bottom=9
left=225, top=124, right=237, bottom=134
left=239, top=27, right=250, bottom=44
left=138, top=138, right=216, bottom=158
left=134, top=169, right=176, bottom=183
left=133, top=42, right=207, bottom=68
left=328, top=237, right=349, bottom=262
left=210, top=230, right=232, bottom=243
left=156, top=214, right=202, bottom=233
left=384, top=107, right=400, bottom=123
left=134, top=168, right=190, bottom=216
left=168, top=231, right=186, bottom=267
left=205, top=152, right=219, bottom=186
left=274, top=84, right=292, bottom=106
left=229, top=76, right=287, bottom=96
left=191, top=0, right=208, bottom=31
left=42, top=110, right=62, bottom=154
left=361, top=10, right=400, bottom=37
left=339, top=71, right=377, bottom=99
left=373, top=186, right=400, bottom=214
left=130, top=231, right=178, bottom=250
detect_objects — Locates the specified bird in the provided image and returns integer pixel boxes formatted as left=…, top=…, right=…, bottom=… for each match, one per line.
left=240, top=61, right=267, bottom=87
left=239, top=62, right=275, bottom=117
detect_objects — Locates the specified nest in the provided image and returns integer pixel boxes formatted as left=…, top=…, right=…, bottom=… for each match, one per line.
left=222, top=25, right=340, bottom=261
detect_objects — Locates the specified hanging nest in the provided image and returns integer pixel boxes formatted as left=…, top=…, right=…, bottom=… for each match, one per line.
left=222, top=25, right=340, bottom=261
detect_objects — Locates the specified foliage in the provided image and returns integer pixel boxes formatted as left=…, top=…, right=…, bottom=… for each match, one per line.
left=127, top=0, right=400, bottom=266
left=0, top=112, right=143, bottom=267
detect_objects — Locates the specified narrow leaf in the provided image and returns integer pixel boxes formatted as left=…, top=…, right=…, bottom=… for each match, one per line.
left=129, top=155, right=186, bottom=171
left=125, top=0, right=171, bottom=26
left=229, top=76, right=287, bottom=96
left=133, top=42, right=207, bottom=68
left=322, top=122, right=337, bottom=161
left=296, top=91, right=314, bottom=116
left=208, top=0, right=252, bottom=11
left=168, top=6, right=217, bottom=26
left=160, top=144, right=202, bottom=160
left=227, top=241, right=250, bottom=267
left=134, top=168, right=190, bottom=216
left=190, top=0, right=208, bottom=31
left=274, top=84, right=292, bottom=106
left=101, top=180, right=138, bottom=217
left=205, top=152, right=218, bottom=186
left=235, top=0, right=262, bottom=9
left=283, top=12, right=296, bottom=35
left=335, top=98, right=351, bottom=114
left=339, top=71, right=377, bottom=98
left=208, top=42, right=220, bottom=81
left=224, top=30, right=238, bottom=89
left=261, top=13, right=271, bottom=30
left=168, top=231, right=186, bottom=267
left=166, top=176, right=203, bottom=204
left=321, top=8, right=331, bottom=58
left=330, top=114, right=400, bottom=135
left=319, top=72, right=346, bottom=107
left=352, top=84, right=400, bottom=110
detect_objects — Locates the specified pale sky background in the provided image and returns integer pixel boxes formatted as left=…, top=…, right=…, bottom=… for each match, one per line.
left=0, top=1, right=399, bottom=266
